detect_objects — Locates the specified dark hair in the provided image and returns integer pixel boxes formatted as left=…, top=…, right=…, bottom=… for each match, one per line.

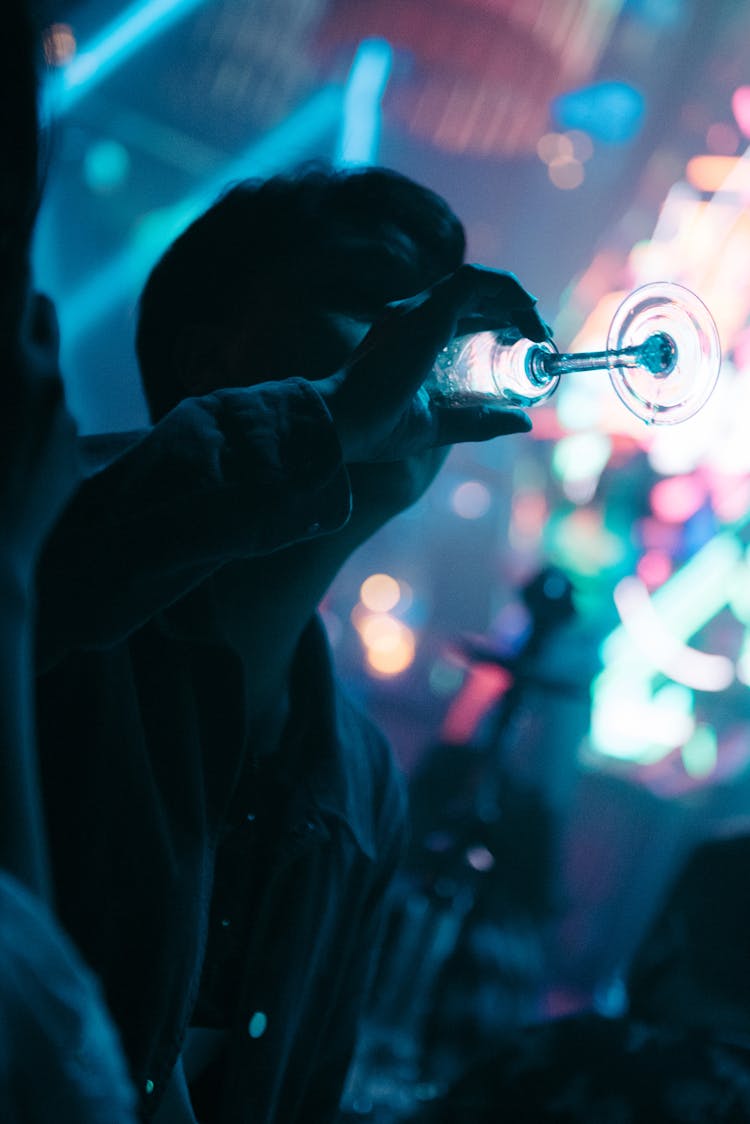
left=135, top=163, right=465, bottom=420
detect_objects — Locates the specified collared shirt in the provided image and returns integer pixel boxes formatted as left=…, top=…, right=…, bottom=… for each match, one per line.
left=192, top=616, right=407, bottom=1123
left=34, top=380, right=407, bottom=1122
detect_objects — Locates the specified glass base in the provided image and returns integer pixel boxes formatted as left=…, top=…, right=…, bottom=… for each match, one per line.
left=607, top=283, right=721, bottom=425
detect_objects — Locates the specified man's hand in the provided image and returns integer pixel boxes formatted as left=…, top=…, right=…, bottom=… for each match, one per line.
left=315, top=265, right=546, bottom=463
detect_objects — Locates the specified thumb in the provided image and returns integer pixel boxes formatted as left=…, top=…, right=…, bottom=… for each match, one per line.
left=434, top=403, right=532, bottom=446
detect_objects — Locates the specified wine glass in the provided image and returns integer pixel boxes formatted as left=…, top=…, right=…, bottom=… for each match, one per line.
left=429, top=282, right=721, bottom=426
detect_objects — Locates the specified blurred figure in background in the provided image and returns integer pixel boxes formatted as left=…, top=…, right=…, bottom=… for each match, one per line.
left=408, top=831, right=750, bottom=1122
left=34, top=162, right=546, bottom=1122
left=341, top=567, right=597, bottom=1118
left=0, top=2, right=137, bottom=1120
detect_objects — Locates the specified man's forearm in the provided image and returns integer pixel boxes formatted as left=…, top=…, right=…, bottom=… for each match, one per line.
left=36, top=381, right=351, bottom=668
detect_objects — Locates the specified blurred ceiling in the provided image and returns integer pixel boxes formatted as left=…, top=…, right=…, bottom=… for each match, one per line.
left=32, top=0, right=738, bottom=430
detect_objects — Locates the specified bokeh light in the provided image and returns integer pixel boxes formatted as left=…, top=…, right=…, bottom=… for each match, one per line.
left=649, top=475, right=705, bottom=523
left=360, top=572, right=401, bottom=613
left=537, top=132, right=574, bottom=164
left=637, top=548, right=673, bottom=589
left=358, top=614, right=416, bottom=678
left=548, top=158, right=585, bottom=190
left=706, top=121, right=739, bottom=156
left=83, top=140, right=131, bottom=193
left=681, top=724, right=718, bottom=778
left=450, top=480, right=492, bottom=519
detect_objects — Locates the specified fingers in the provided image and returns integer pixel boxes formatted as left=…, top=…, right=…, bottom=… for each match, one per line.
left=419, top=265, right=550, bottom=354
left=323, top=265, right=541, bottom=462
left=434, top=264, right=536, bottom=316
left=434, top=403, right=532, bottom=446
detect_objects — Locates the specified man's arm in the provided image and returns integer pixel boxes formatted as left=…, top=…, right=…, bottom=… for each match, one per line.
left=36, top=378, right=352, bottom=669
left=38, top=264, right=541, bottom=669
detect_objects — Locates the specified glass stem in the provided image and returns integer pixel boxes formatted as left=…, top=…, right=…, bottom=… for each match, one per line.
left=534, top=331, right=676, bottom=380
left=539, top=344, right=643, bottom=378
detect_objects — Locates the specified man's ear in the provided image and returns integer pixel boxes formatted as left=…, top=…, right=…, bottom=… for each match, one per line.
left=171, top=323, right=228, bottom=396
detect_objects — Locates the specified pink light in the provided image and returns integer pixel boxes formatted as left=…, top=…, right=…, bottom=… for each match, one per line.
left=440, top=664, right=511, bottom=744
left=636, top=549, right=672, bottom=590
left=706, top=121, right=739, bottom=156
left=732, top=326, right=750, bottom=369
left=650, top=475, right=705, bottom=524
left=709, top=473, right=750, bottom=523
left=732, top=87, right=750, bottom=138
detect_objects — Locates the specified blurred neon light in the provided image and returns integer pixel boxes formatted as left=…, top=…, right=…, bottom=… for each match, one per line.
left=336, top=38, right=393, bottom=166
left=59, top=87, right=342, bottom=344
left=612, top=575, right=734, bottom=691
left=636, top=549, right=672, bottom=589
left=681, top=724, right=718, bottom=778
left=590, top=682, right=694, bottom=761
left=649, top=474, right=705, bottom=523
left=552, top=432, right=611, bottom=484
left=731, top=86, right=750, bottom=138
left=602, top=530, right=743, bottom=667
left=552, top=81, right=645, bottom=144
left=441, top=664, right=510, bottom=744
left=592, top=531, right=745, bottom=760
left=685, top=155, right=750, bottom=194
left=46, top=0, right=210, bottom=115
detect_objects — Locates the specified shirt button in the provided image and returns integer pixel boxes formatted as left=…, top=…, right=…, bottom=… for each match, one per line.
left=248, top=1011, right=267, bottom=1039
left=145, top=1079, right=155, bottom=1095
left=220, top=918, right=231, bottom=928
left=246, top=812, right=256, bottom=822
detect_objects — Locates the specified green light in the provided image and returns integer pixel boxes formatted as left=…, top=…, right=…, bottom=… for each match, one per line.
left=601, top=531, right=743, bottom=671
left=681, top=724, right=718, bottom=778
left=590, top=679, right=694, bottom=761
left=552, top=432, right=612, bottom=484
left=728, top=559, right=750, bottom=625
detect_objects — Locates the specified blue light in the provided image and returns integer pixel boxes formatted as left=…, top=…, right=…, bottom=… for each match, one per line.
left=248, top=1011, right=267, bottom=1039
left=336, top=39, right=393, bottom=166
left=626, top=0, right=686, bottom=29
left=45, top=0, right=210, bottom=116
left=58, top=86, right=343, bottom=345
left=553, top=81, right=646, bottom=144
left=83, top=140, right=131, bottom=193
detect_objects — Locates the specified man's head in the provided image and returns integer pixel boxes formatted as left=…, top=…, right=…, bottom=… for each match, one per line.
left=136, top=163, right=465, bottom=421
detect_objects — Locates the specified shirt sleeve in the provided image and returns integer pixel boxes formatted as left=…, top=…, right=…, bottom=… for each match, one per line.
left=36, top=378, right=352, bottom=667
left=0, top=873, right=138, bottom=1124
